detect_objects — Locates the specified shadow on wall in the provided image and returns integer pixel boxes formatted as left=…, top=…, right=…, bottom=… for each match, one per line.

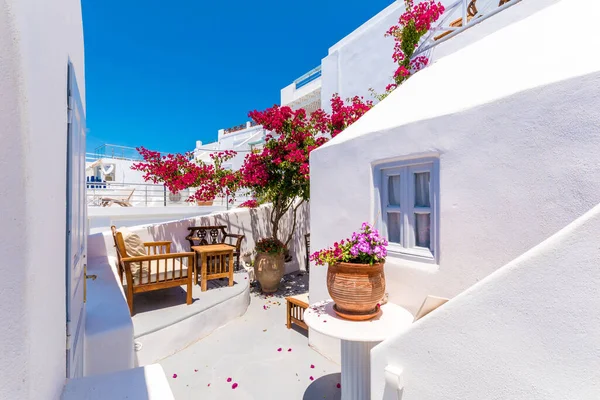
left=89, top=203, right=311, bottom=272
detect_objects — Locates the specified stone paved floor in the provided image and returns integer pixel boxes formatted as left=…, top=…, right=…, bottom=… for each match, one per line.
left=160, top=272, right=342, bottom=400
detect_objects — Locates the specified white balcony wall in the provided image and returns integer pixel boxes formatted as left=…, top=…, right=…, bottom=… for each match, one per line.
left=281, top=78, right=322, bottom=106
left=371, top=202, right=600, bottom=399
left=309, top=0, right=600, bottom=361
left=0, top=0, right=85, bottom=398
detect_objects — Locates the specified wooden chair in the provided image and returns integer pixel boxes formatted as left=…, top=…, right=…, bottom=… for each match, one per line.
left=186, top=225, right=244, bottom=269
left=111, top=226, right=195, bottom=315
left=414, top=295, right=449, bottom=322
left=101, top=188, right=135, bottom=207
left=286, top=293, right=309, bottom=330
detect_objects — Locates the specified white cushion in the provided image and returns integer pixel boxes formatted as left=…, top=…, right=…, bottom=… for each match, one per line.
left=133, top=258, right=189, bottom=286
left=118, top=227, right=148, bottom=281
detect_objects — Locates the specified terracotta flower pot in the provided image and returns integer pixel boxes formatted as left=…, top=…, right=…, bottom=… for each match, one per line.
left=255, top=252, right=285, bottom=293
left=196, top=200, right=213, bottom=206
left=327, top=262, right=385, bottom=320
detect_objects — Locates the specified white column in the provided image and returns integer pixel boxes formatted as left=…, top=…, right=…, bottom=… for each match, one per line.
left=340, top=340, right=380, bottom=400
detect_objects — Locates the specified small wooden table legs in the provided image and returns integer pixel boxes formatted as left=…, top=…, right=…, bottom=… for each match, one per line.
left=192, top=245, right=235, bottom=291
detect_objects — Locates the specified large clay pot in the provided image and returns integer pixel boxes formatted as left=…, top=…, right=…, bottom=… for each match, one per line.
left=255, top=252, right=285, bottom=293
left=327, top=262, right=385, bottom=320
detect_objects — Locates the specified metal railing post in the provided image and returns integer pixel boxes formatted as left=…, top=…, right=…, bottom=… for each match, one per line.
left=163, top=185, right=167, bottom=207
left=145, top=185, right=148, bottom=206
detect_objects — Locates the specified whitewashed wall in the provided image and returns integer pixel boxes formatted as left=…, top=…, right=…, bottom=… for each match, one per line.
left=90, top=203, right=310, bottom=275
left=310, top=0, right=600, bottom=360
left=0, top=0, right=85, bottom=399
left=371, top=202, right=600, bottom=400
left=320, top=1, right=404, bottom=112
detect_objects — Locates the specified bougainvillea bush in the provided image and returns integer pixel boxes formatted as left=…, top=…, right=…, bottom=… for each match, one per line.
left=133, top=149, right=241, bottom=203
left=242, top=94, right=372, bottom=248
left=387, top=0, right=445, bottom=85
left=310, top=223, right=388, bottom=266
left=132, top=94, right=372, bottom=252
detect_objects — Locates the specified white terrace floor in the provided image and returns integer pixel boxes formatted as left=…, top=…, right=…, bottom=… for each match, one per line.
left=160, top=272, right=342, bottom=400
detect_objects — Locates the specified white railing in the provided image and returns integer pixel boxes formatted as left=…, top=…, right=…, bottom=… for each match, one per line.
left=86, top=181, right=253, bottom=209
left=413, top=0, right=521, bottom=58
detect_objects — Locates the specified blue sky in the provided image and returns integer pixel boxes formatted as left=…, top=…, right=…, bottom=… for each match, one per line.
left=82, top=0, right=393, bottom=154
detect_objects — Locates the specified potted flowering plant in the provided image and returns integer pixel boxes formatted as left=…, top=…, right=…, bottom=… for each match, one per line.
left=310, top=223, right=388, bottom=320
left=254, top=237, right=286, bottom=293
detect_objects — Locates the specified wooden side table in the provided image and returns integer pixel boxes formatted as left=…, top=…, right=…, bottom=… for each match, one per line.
left=191, top=244, right=235, bottom=291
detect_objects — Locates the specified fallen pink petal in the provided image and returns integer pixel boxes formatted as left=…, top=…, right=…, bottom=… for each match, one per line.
left=337, top=383, right=341, bottom=389
left=232, top=383, right=238, bottom=389
left=172, top=374, right=177, bottom=378
left=277, top=348, right=282, bottom=352
left=309, top=376, right=314, bottom=381
left=287, top=348, right=292, bottom=352
left=310, top=364, right=315, bottom=369
left=194, top=369, right=198, bottom=372
left=227, top=377, right=232, bottom=382
left=207, top=383, right=211, bottom=387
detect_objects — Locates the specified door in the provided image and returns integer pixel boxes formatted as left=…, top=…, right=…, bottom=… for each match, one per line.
left=66, top=61, right=87, bottom=378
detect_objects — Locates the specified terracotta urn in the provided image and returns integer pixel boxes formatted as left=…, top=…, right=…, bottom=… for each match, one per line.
left=327, top=262, right=386, bottom=320
left=254, top=252, right=285, bottom=293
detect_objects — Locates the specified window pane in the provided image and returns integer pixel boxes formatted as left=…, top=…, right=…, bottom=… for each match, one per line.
left=387, top=212, right=401, bottom=243
left=415, top=213, right=431, bottom=249
left=414, top=172, right=430, bottom=207
left=388, top=175, right=401, bottom=206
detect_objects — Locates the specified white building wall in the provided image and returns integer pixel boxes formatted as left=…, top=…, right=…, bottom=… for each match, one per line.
left=194, top=125, right=265, bottom=172
left=0, top=0, right=85, bottom=399
left=309, top=0, right=600, bottom=360
left=371, top=202, right=600, bottom=400
left=320, top=1, right=405, bottom=112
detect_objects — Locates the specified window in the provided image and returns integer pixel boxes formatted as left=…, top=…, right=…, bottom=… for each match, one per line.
left=376, top=158, right=439, bottom=263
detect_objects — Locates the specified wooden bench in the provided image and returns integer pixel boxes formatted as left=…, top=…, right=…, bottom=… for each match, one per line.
left=111, top=226, right=194, bottom=315
left=186, top=225, right=244, bottom=269
left=286, top=293, right=309, bottom=330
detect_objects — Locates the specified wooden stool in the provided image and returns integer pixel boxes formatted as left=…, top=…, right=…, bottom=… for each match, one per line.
left=286, top=293, right=309, bottom=330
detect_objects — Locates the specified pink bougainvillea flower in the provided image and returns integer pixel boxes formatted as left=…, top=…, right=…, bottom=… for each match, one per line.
left=309, top=376, right=314, bottom=381
left=288, top=348, right=292, bottom=352
left=172, top=374, right=177, bottom=378
left=232, top=383, right=238, bottom=389
left=337, top=383, right=341, bottom=388
left=310, top=364, right=315, bottom=369
left=227, top=377, right=232, bottom=382
left=277, top=348, right=282, bottom=352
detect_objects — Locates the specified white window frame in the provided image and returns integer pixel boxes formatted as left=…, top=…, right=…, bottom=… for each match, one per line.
left=374, top=157, right=440, bottom=264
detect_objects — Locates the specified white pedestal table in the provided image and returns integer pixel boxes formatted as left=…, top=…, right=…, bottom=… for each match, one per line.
left=304, top=300, right=413, bottom=400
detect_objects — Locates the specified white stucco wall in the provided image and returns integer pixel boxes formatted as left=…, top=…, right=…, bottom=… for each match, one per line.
left=371, top=202, right=600, bottom=400
left=0, top=0, right=85, bottom=399
left=320, top=1, right=404, bottom=112
left=310, top=0, right=600, bottom=359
